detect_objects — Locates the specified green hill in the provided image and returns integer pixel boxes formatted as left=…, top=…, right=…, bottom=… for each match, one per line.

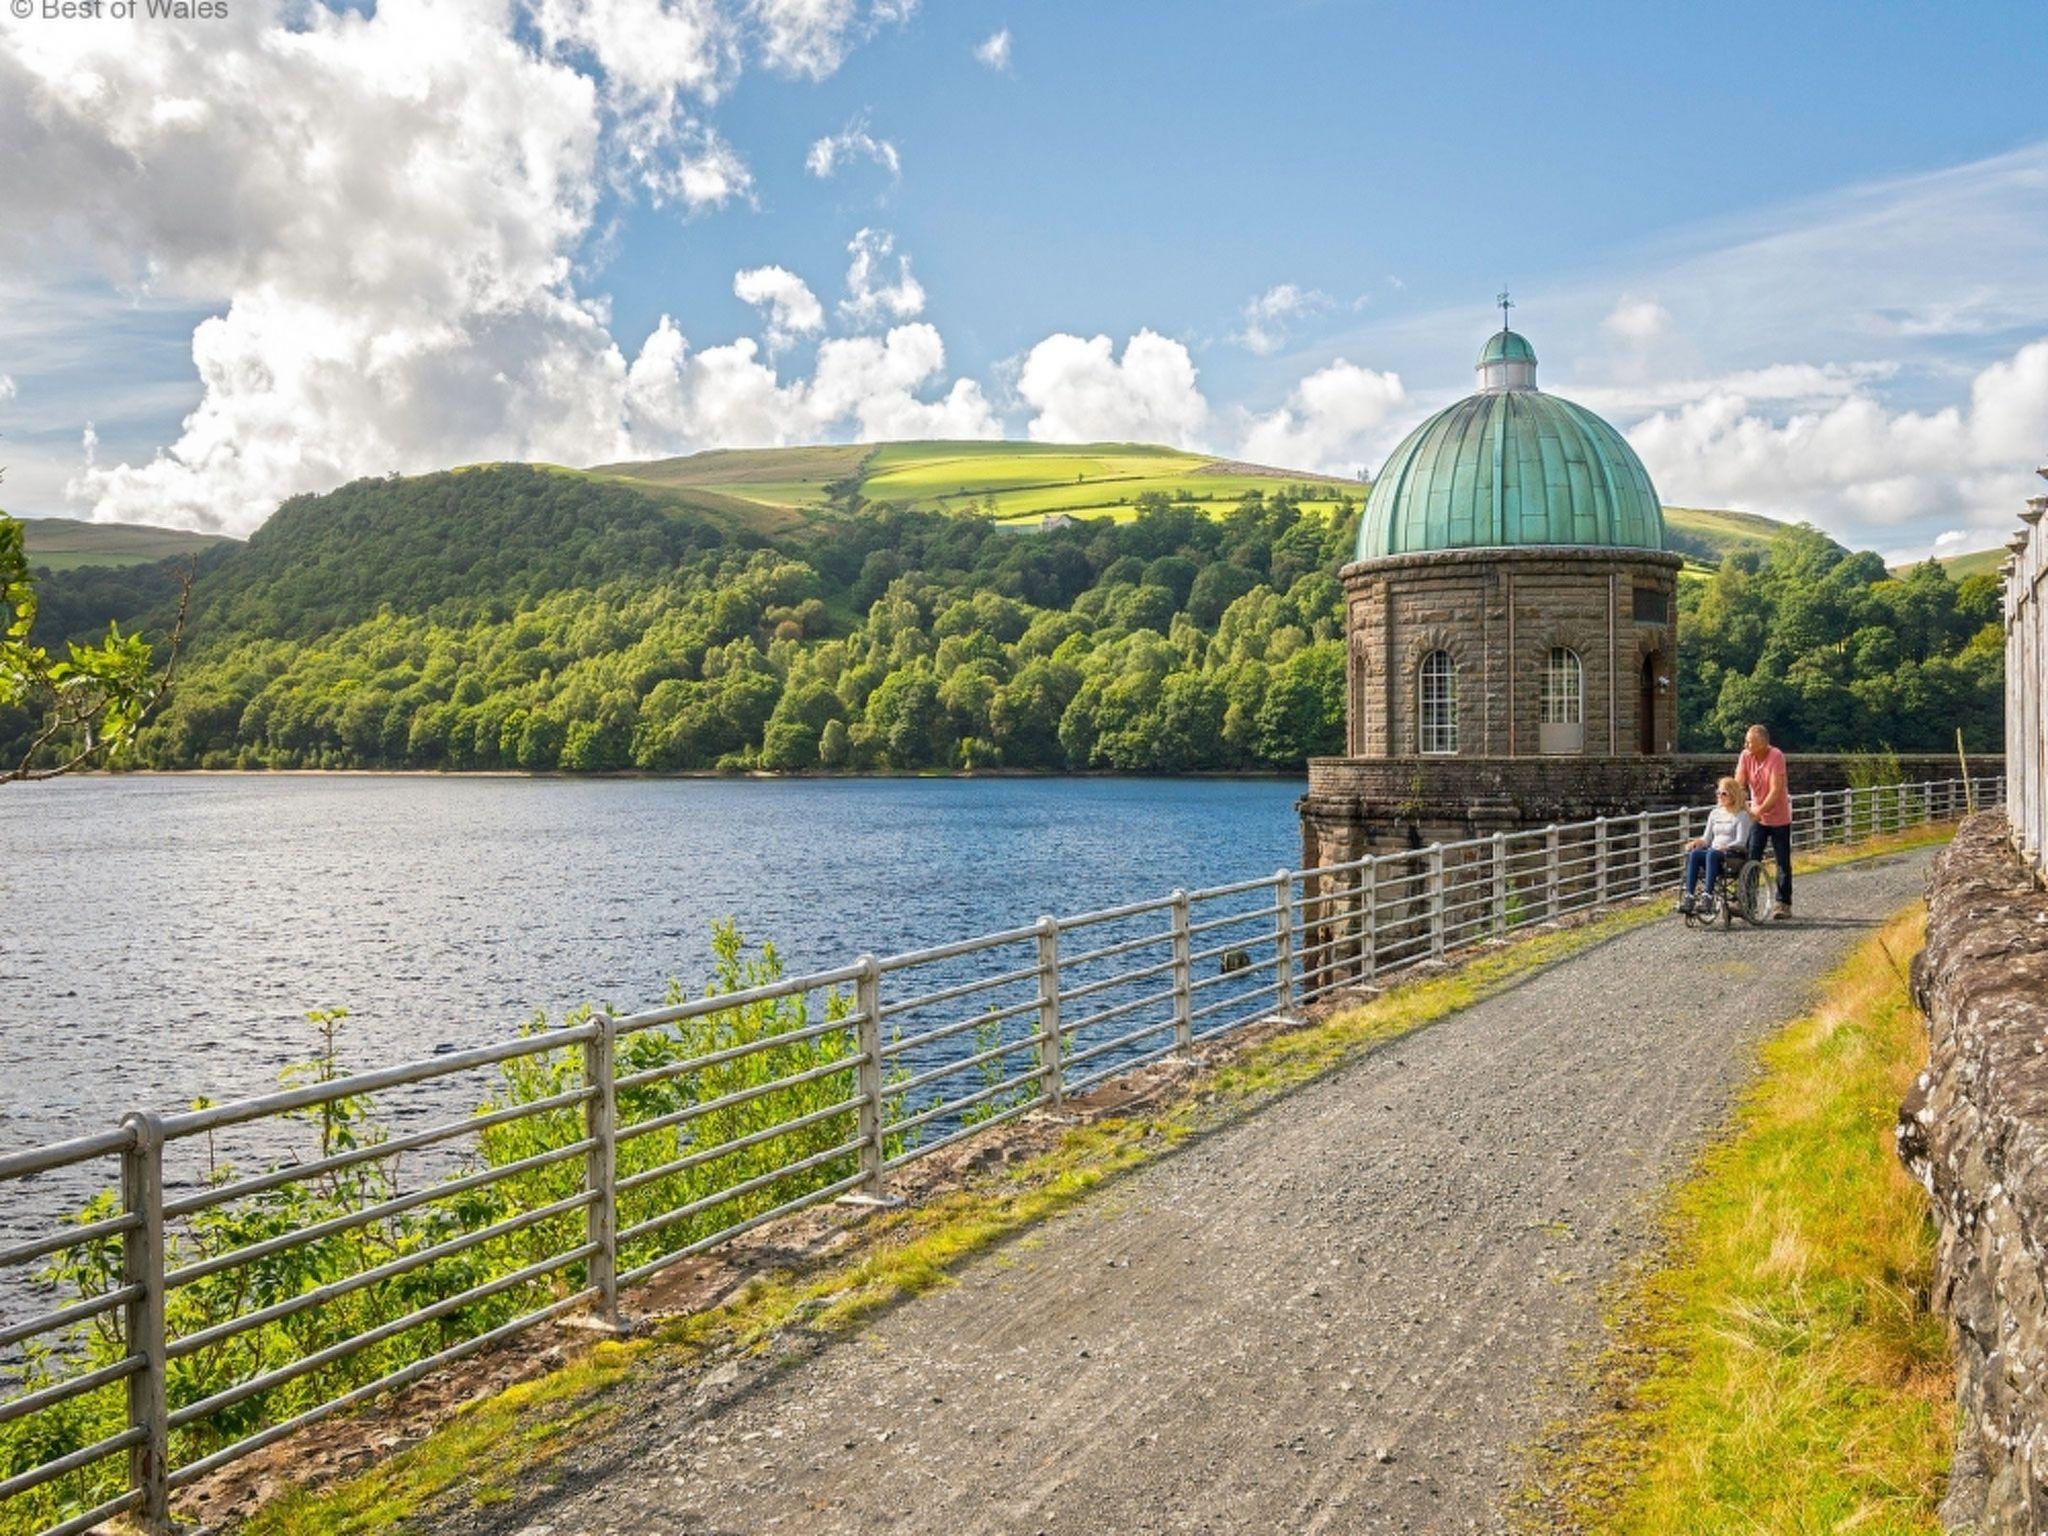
left=1931, top=545, right=2006, bottom=582
left=18, top=515, right=236, bottom=572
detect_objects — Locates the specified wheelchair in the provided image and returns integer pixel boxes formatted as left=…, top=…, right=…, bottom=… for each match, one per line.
left=1682, top=846, right=1780, bottom=930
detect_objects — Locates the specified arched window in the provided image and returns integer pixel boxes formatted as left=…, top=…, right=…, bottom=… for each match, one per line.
left=1418, top=650, right=1457, bottom=755
left=1540, top=647, right=1584, bottom=754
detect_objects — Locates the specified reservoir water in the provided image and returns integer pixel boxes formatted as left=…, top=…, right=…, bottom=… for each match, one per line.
left=0, top=774, right=1304, bottom=1163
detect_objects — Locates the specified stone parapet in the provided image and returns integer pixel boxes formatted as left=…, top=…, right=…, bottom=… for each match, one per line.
left=1899, top=815, right=2048, bottom=1532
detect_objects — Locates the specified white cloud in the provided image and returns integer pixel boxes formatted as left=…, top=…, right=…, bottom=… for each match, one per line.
left=0, top=375, right=15, bottom=404
left=749, top=0, right=915, bottom=81
left=1, top=0, right=915, bottom=534
left=1601, top=297, right=1672, bottom=345
left=1625, top=334, right=2048, bottom=538
left=623, top=315, right=994, bottom=448
left=733, top=265, right=825, bottom=354
left=974, top=28, right=1012, bottom=71
left=1233, top=283, right=1329, bottom=355
left=1237, top=360, right=1405, bottom=475
left=804, top=117, right=902, bottom=181
left=1017, top=330, right=1209, bottom=447
left=840, top=227, right=925, bottom=326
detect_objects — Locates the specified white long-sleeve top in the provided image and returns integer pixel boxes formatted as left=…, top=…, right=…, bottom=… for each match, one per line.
left=1702, top=806, right=1754, bottom=851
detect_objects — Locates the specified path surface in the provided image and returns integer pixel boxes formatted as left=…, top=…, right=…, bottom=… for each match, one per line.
left=460, top=850, right=1933, bottom=1536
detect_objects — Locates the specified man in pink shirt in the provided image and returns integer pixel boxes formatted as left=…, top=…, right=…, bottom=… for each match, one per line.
left=1736, top=723, right=1793, bottom=919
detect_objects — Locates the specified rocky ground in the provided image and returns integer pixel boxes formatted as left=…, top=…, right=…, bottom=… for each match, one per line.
left=442, top=850, right=1936, bottom=1536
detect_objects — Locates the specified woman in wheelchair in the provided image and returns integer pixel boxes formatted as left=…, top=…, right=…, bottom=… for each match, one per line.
left=1679, top=776, right=1755, bottom=917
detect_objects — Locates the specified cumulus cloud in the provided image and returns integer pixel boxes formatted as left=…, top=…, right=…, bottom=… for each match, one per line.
left=1233, top=283, right=1329, bottom=355
left=624, top=314, right=994, bottom=448
left=1, top=0, right=923, bottom=534
left=1625, top=335, right=2048, bottom=536
left=733, top=266, right=825, bottom=355
left=1601, top=297, right=1672, bottom=345
left=1017, top=330, right=1209, bottom=447
left=1237, top=360, right=1405, bottom=476
left=749, top=0, right=916, bottom=81
left=840, top=228, right=926, bottom=326
left=974, top=28, right=1012, bottom=70
left=805, top=118, right=902, bottom=181
left=0, top=375, right=15, bottom=404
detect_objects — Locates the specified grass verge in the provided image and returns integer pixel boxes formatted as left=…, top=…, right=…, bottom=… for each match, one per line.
left=244, top=825, right=1956, bottom=1535
left=1520, top=901, right=1951, bottom=1534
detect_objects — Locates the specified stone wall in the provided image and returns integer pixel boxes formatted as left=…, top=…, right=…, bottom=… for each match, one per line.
left=1899, top=815, right=2048, bottom=1532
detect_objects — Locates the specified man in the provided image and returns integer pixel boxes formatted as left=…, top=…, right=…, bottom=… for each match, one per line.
left=1736, top=723, right=1793, bottom=919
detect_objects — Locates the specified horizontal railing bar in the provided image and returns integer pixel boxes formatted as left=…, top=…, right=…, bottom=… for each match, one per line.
left=611, top=1013, right=856, bottom=1092
left=1188, top=980, right=1282, bottom=1026
left=168, top=1189, right=598, bottom=1359
left=1055, top=892, right=1179, bottom=930
left=883, top=1096, right=1040, bottom=1171
left=891, top=1034, right=1046, bottom=1098
left=1059, top=926, right=1175, bottom=969
left=617, top=1172, right=869, bottom=1289
left=615, top=1097, right=862, bottom=1194
left=1061, top=1018, right=1178, bottom=1070
left=166, top=1137, right=594, bottom=1289
left=0, top=1355, right=143, bottom=1429
left=1188, top=934, right=1275, bottom=968
left=1064, top=1037, right=1184, bottom=1096
left=888, top=1072, right=1042, bottom=1137
left=0, top=1208, right=140, bottom=1270
left=875, top=924, right=1040, bottom=972
left=1056, top=955, right=1177, bottom=1006
left=614, top=1054, right=861, bottom=1145
left=168, top=1242, right=600, bottom=1429
left=0, top=1424, right=145, bottom=1502
left=165, top=1084, right=598, bottom=1220
left=614, top=967, right=865, bottom=1037
left=617, top=1138, right=865, bottom=1245
left=166, top=1288, right=597, bottom=1489
left=877, top=962, right=1041, bottom=1021
left=881, top=995, right=1044, bottom=1059
left=0, top=1126, right=133, bottom=1184
left=1185, top=907, right=1272, bottom=939
left=1187, top=960, right=1278, bottom=997
left=0, top=1283, right=141, bottom=1351
left=40, top=1488, right=145, bottom=1536
left=1186, top=871, right=1285, bottom=902
left=160, top=1028, right=598, bottom=1142
left=1059, top=984, right=1178, bottom=1040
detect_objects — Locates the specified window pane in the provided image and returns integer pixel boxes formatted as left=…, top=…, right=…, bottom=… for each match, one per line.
left=1419, top=650, right=1457, bottom=754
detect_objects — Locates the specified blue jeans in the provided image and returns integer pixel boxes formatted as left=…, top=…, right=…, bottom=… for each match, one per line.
left=1683, top=847, right=1727, bottom=896
left=1749, top=821, right=1793, bottom=906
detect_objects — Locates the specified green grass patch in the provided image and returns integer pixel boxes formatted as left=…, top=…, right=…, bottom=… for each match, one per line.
left=1522, top=902, right=1951, bottom=1534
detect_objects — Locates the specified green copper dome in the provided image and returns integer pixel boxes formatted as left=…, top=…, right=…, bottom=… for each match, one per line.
left=1356, top=329, right=1664, bottom=561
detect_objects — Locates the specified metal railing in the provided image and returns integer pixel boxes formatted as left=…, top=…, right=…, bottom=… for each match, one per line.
left=2007, top=474, right=2046, bottom=884
left=0, top=775, right=1999, bottom=1535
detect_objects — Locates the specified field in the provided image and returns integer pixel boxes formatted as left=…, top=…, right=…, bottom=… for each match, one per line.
left=19, top=515, right=237, bottom=571
left=1932, top=544, right=2006, bottom=581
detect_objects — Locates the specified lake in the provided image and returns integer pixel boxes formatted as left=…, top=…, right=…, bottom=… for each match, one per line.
left=0, top=774, right=1305, bottom=1160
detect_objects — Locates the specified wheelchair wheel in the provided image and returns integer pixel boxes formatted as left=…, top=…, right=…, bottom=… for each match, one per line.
left=1739, top=856, right=1776, bottom=924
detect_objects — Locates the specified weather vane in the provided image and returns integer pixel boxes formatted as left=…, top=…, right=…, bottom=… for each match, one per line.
left=1497, top=289, right=1513, bottom=332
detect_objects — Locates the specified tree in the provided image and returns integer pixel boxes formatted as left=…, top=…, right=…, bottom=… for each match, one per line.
left=2, top=510, right=186, bottom=783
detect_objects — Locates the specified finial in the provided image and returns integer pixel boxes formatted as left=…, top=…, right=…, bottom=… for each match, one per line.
left=1497, top=289, right=1513, bottom=333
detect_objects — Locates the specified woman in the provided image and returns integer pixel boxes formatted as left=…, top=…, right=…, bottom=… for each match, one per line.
left=1679, top=777, right=1753, bottom=916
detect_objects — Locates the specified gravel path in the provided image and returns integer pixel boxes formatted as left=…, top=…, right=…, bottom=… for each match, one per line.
left=459, top=850, right=1933, bottom=1536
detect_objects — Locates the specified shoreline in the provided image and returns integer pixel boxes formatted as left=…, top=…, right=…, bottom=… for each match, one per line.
left=31, top=766, right=1314, bottom=784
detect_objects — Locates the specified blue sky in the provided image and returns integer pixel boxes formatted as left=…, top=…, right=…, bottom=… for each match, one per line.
left=2, top=0, right=2045, bottom=559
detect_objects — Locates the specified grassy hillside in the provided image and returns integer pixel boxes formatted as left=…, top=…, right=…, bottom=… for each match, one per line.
left=587, top=440, right=1360, bottom=536
left=1932, top=545, right=2006, bottom=581
left=18, top=515, right=236, bottom=571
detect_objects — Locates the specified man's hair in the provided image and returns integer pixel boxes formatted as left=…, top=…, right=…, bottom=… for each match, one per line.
left=1718, top=775, right=1743, bottom=799
left=1747, top=723, right=1771, bottom=745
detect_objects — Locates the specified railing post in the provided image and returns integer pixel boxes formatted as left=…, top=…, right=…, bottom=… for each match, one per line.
left=1033, top=917, right=1063, bottom=1109
left=1360, top=856, right=1378, bottom=983
left=1814, top=791, right=1827, bottom=846
left=1593, top=815, right=1609, bottom=906
left=854, top=955, right=886, bottom=1194
left=1426, top=845, right=1446, bottom=958
left=1638, top=811, right=1652, bottom=893
left=1272, top=871, right=1296, bottom=1016
left=1171, top=889, right=1193, bottom=1051
left=1846, top=785, right=1859, bottom=841
left=1544, top=825, right=1560, bottom=921
left=582, top=1014, right=620, bottom=1332
left=120, top=1111, right=171, bottom=1536
left=1490, top=833, right=1507, bottom=936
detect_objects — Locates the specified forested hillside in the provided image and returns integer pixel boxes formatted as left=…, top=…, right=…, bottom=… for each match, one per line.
left=2, top=448, right=2007, bottom=774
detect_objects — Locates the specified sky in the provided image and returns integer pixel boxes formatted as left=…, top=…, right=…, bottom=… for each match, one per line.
left=2, top=0, right=2045, bottom=564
